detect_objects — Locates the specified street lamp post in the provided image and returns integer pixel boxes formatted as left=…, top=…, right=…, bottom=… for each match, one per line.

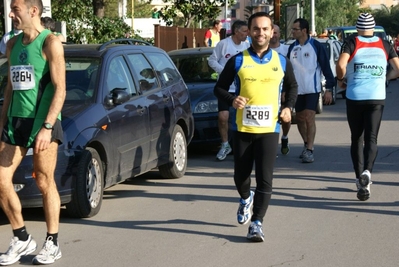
left=132, top=0, right=134, bottom=29
left=225, top=0, right=228, bottom=21
left=3, top=0, right=11, bottom=32
left=310, top=0, right=315, bottom=34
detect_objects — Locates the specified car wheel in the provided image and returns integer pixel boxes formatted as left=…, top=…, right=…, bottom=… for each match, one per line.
left=159, top=125, right=187, bottom=178
left=316, top=93, right=323, bottom=114
left=66, top=148, right=104, bottom=218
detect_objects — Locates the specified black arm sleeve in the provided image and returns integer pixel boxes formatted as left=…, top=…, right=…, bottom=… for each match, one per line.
left=383, top=40, right=398, bottom=59
left=213, top=55, right=238, bottom=105
left=341, top=36, right=356, bottom=55
left=282, top=59, right=298, bottom=109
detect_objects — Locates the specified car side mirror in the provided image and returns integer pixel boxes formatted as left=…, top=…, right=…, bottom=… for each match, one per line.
left=105, top=88, right=130, bottom=106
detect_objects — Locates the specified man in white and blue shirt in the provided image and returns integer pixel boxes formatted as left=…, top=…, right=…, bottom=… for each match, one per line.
left=287, top=18, right=335, bottom=163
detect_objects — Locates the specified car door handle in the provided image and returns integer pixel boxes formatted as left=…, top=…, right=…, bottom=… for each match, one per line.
left=137, top=105, right=146, bottom=115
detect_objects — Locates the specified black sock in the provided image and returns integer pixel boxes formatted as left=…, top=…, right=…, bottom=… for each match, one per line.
left=46, top=233, right=58, bottom=246
left=13, top=226, right=29, bottom=241
left=306, top=148, right=313, bottom=153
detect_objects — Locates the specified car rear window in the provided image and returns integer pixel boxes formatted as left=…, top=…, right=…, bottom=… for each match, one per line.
left=170, top=54, right=217, bottom=83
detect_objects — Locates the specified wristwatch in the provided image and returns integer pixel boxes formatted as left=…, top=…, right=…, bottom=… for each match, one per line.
left=43, top=122, right=53, bottom=130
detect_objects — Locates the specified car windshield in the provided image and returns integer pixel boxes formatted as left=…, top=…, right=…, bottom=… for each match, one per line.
left=0, top=57, right=100, bottom=104
left=65, top=57, right=100, bottom=103
left=344, top=31, right=386, bottom=40
left=170, top=54, right=218, bottom=83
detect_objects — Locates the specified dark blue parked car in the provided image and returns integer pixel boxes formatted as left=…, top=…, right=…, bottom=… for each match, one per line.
left=168, top=47, right=223, bottom=146
left=0, top=39, right=194, bottom=218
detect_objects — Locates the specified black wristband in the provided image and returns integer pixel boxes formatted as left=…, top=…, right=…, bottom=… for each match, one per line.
left=337, top=77, right=344, bottom=81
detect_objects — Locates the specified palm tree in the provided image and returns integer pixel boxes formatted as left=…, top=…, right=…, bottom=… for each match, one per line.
left=244, top=6, right=255, bottom=21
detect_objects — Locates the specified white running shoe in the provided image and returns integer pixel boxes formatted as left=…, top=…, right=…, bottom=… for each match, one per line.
left=247, top=220, right=264, bottom=242
left=0, top=235, right=37, bottom=266
left=237, top=191, right=254, bottom=225
left=32, top=237, right=62, bottom=265
left=357, top=170, right=372, bottom=201
left=355, top=178, right=361, bottom=190
left=216, top=143, right=232, bottom=161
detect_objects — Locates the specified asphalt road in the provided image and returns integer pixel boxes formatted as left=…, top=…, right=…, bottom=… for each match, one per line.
left=1, top=81, right=399, bottom=267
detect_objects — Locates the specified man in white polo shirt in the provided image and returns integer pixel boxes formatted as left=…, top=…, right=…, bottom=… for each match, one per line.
left=209, top=20, right=250, bottom=161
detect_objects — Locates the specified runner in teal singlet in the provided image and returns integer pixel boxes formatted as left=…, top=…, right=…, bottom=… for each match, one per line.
left=336, top=13, right=399, bottom=201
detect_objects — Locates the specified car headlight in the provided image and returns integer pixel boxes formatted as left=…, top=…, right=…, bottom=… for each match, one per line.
left=14, top=184, right=25, bottom=192
left=194, top=100, right=218, bottom=113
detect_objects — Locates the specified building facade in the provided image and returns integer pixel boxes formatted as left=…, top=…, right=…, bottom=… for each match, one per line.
left=361, top=0, right=399, bottom=9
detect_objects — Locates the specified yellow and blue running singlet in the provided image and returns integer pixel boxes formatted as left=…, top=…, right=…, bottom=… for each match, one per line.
left=234, top=49, right=285, bottom=134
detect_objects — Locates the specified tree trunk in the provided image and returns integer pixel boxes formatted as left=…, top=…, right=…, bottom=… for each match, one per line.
left=93, top=0, right=105, bottom=18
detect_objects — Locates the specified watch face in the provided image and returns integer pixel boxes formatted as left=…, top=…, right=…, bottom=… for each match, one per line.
left=44, top=123, right=53, bottom=129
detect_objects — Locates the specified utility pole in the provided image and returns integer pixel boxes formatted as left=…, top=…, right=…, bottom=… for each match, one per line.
left=274, top=0, right=281, bottom=25
left=225, top=0, right=228, bottom=21
left=310, top=0, right=315, bottom=34
left=4, top=0, right=11, bottom=32
left=132, top=0, right=134, bottom=29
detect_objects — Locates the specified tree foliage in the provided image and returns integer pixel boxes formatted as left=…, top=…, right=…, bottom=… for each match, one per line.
left=372, top=4, right=399, bottom=36
left=125, top=0, right=154, bottom=18
left=279, top=0, right=365, bottom=40
left=52, top=0, right=150, bottom=44
left=158, top=0, right=236, bottom=28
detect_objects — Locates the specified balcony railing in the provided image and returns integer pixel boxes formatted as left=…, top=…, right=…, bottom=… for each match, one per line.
left=251, top=0, right=272, bottom=5
left=225, top=0, right=273, bottom=13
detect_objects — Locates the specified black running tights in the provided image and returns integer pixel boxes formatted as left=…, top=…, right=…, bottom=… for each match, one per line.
left=346, top=102, right=384, bottom=178
left=233, top=131, right=279, bottom=223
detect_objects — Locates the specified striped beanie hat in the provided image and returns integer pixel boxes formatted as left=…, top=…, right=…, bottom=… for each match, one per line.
left=356, top=13, right=375, bottom=31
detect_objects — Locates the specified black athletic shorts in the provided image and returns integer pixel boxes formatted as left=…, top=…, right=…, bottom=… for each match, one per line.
left=1, top=118, right=63, bottom=148
left=295, top=93, right=320, bottom=112
left=218, top=93, right=235, bottom=112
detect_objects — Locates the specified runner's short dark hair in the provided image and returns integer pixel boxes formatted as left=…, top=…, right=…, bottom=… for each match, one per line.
left=231, top=20, right=247, bottom=35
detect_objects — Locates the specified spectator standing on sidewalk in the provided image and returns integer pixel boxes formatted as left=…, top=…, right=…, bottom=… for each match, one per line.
left=0, top=27, right=22, bottom=55
left=209, top=20, right=250, bottom=160
left=204, top=20, right=223, bottom=47
left=214, top=12, right=297, bottom=242
left=394, top=33, right=399, bottom=55
left=336, top=13, right=399, bottom=201
left=287, top=18, right=334, bottom=163
left=41, top=16, right=66, bottom=42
